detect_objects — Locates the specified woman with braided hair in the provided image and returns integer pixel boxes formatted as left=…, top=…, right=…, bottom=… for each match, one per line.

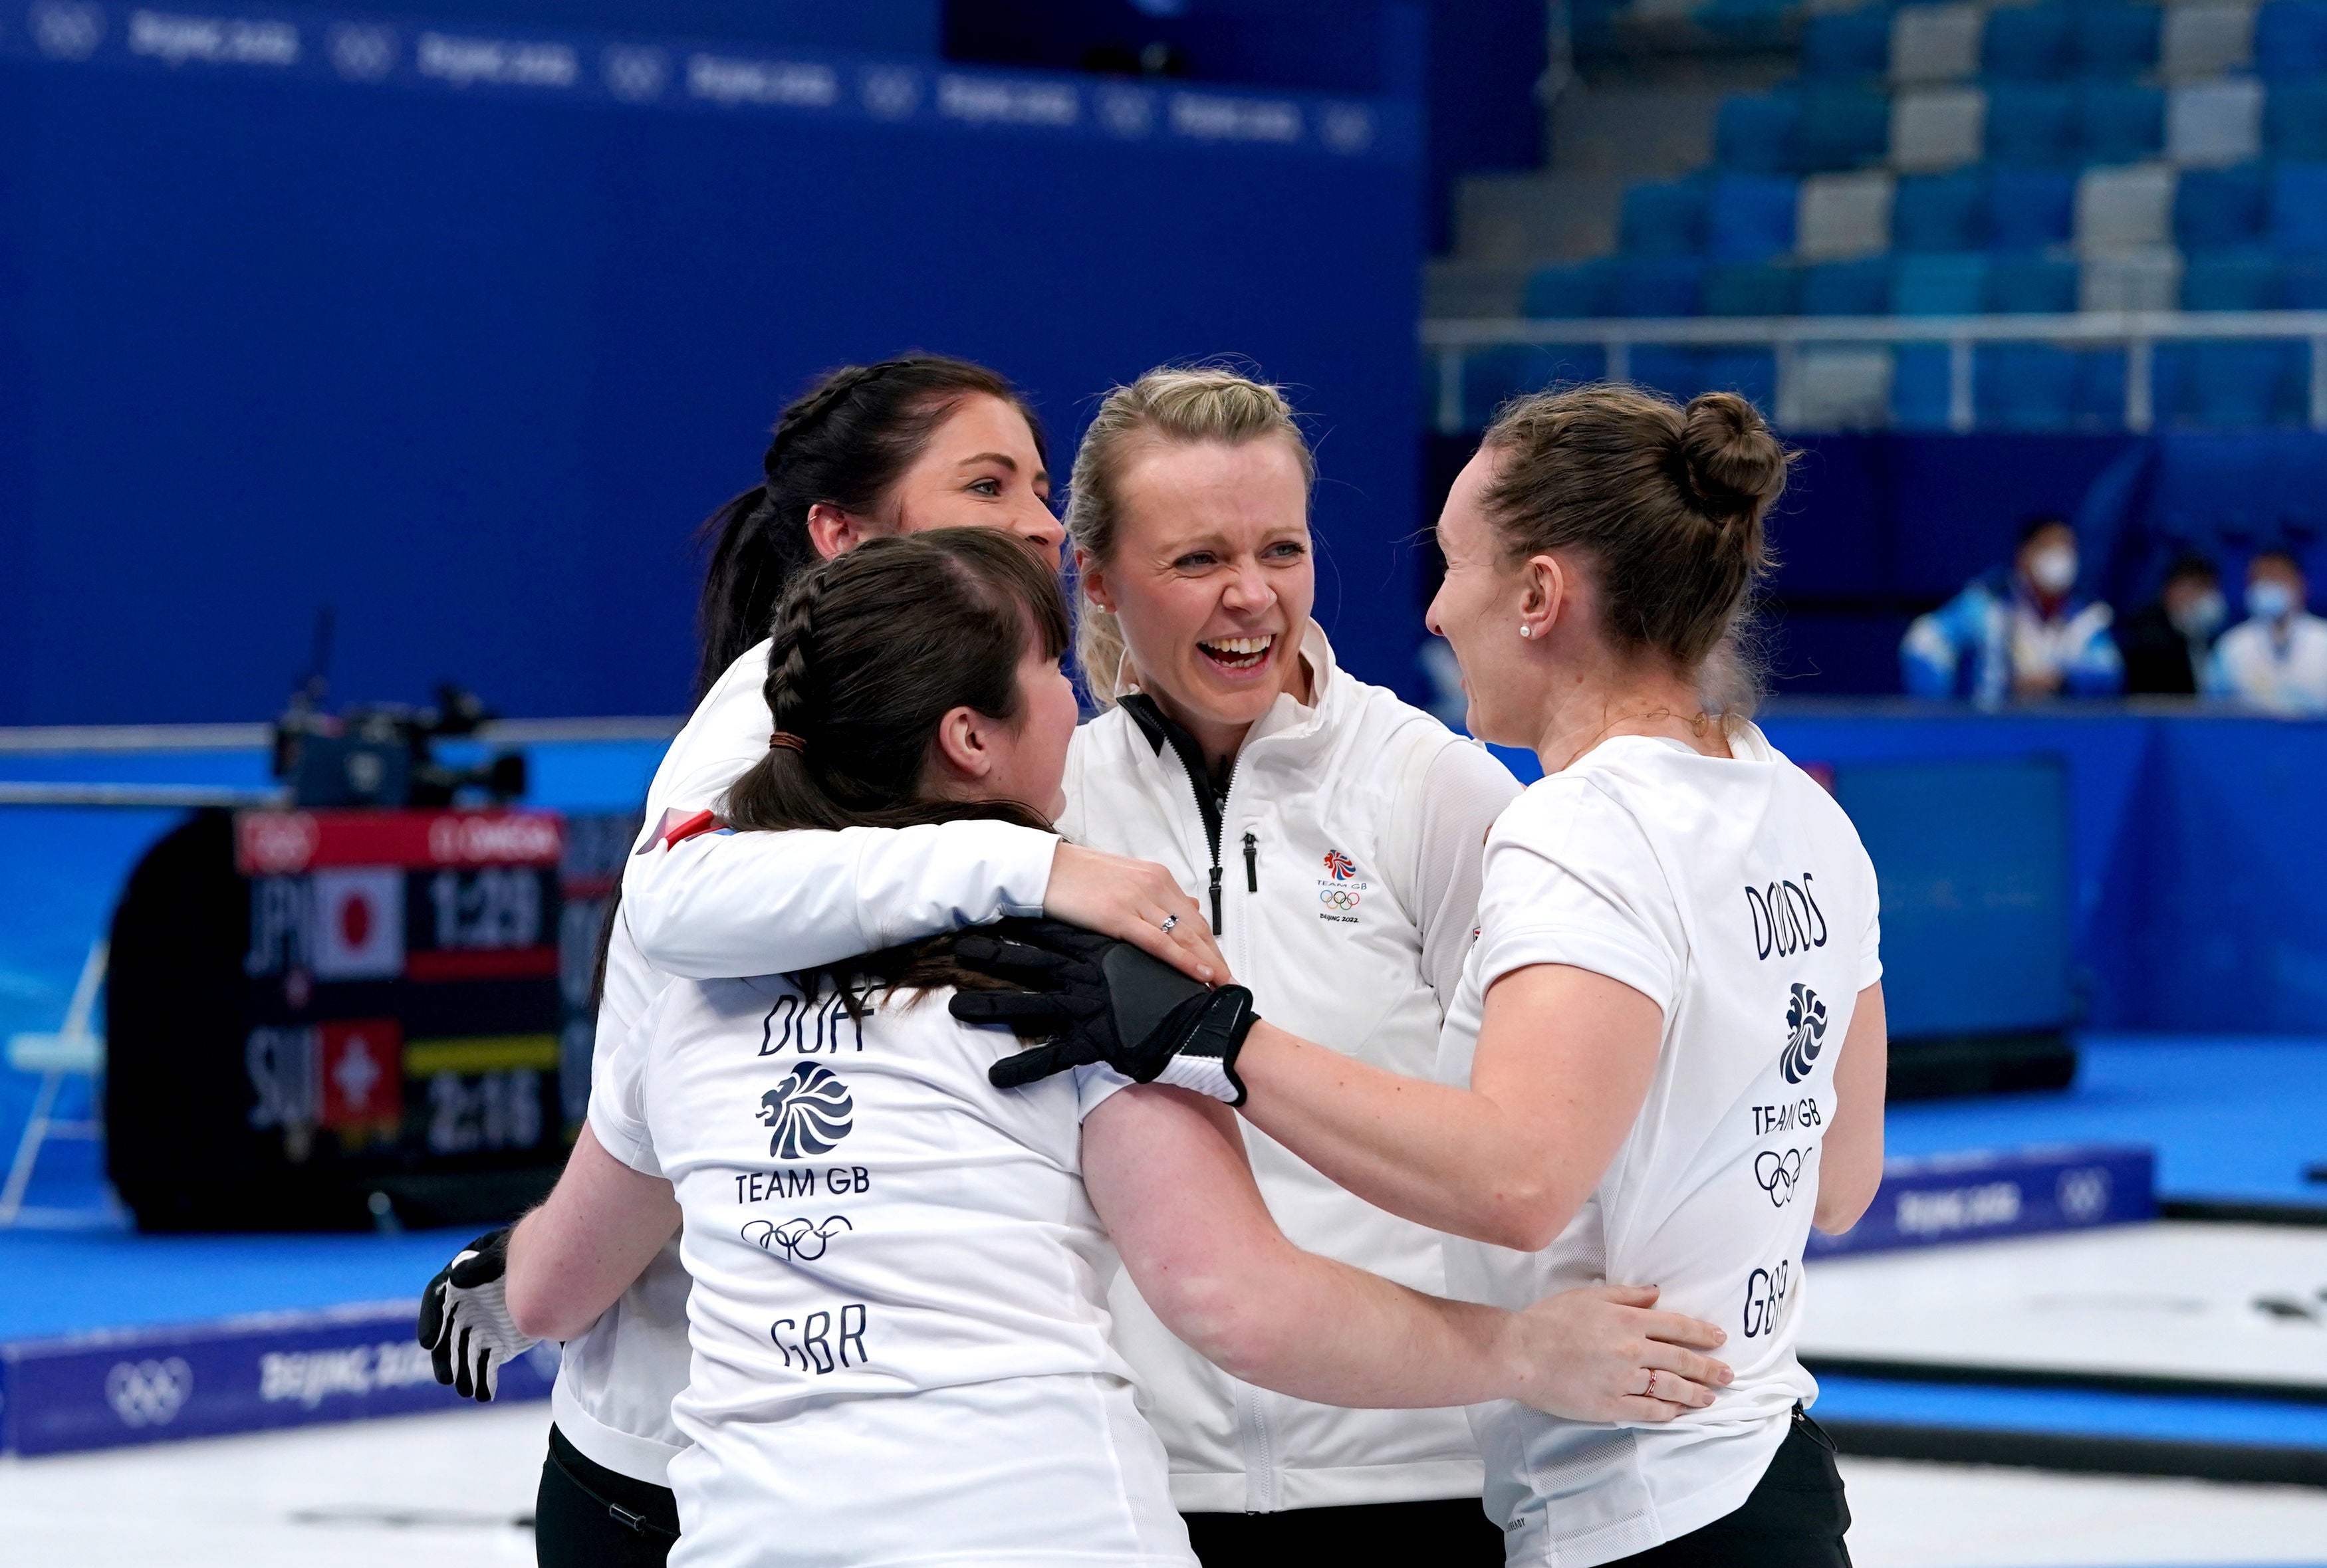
left=418, top=355, right=1223, bottom=1567
left=496, top=528, right=1735, bottom=1568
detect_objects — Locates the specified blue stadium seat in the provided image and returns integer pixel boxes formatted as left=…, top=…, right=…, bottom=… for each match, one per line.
left=2157, top=341, right=2307, bottom=425
left=2284, top=254, right=2327, bottom=307
left=1894, top=171, right=1989, bottom=251
left=1523, top=259, right=1615, bottom=317
left=1801, top=257, right=1893, bottom=314
left=1988, top=167, right=2080, bottom=247
left=2072, top=1, right=2163, bottom=75
left=2255, top=0, right=2327, bottom=78
left=1985, top=84, right=2083, bottom=166
left=1891, top=344, right=1955, bottom=429
left=1975, top=344, right=2081, bottom=429
left=1716, top=92, right=1802, bottom=173
left=1892, top=252, right=1991, bottom=313
left=1989, top=252, right=2081, bottom=312
left=1461, top=345, right=1608, bottom=431
left=1695, top=348, right=1780, bottom=413
left=1983, top=1, right=2075, bottom=78
left=2270, top=164, right=2327, bottom=252
left=1620, top=179, right=1709, bottom=255
left=1612, top=256, right=1707, bottom=316
left=1793, top=86, right=1893, bottom=171
left=1699, top=0, right=1796, bottom=45
left=1802, top=5, right=1895, bottom=77
left=2265, top=80, right=2327, bottom=161
left=1703, top=261, right=1801, bottom=315
left=2175, top=164, right=2270, bottom=249
left=2080, top=82, right=2165, bottom=164
left=2181, top=249, right=2279, bottom=310
left=1628, top=346, right=1706, bottom=400
left=1628, top=348, right=1778, bottom=412
left=1975, top=345, right=2128, bottom=429
left=1706, top=173, right=1800, bottom=260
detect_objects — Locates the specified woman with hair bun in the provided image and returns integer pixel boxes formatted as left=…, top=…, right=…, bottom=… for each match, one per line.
left=977, top=386, right=1890, bottom=1565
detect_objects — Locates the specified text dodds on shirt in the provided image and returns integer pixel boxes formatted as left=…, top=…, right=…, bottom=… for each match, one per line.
left=1743, top=872, right=1828, bottom=962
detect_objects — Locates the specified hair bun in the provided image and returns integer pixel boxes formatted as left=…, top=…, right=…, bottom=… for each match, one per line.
left=1677, top=392, right=1788, bottom=521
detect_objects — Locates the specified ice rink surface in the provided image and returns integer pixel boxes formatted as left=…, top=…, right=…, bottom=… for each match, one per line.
left=7, top=1403, right=2327, bottom=1568
left=1804, top=1222, right=2327, bottom=1391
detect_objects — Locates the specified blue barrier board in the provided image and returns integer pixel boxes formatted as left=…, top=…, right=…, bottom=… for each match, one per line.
left=0, top=1300, right=552, bottom=1456
left=1808, top=1143, right=2155, bottom=1258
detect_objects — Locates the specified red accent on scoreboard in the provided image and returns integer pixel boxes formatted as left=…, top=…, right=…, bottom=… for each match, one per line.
left=405, top=947, right=562, bottom=983
left=236, top=810, right=564, bottom=875
left=318, top=1018, right=404, bottom=1131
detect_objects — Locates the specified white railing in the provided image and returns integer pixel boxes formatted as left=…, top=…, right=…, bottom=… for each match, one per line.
left=1421, top=310, right=2327, bottom=435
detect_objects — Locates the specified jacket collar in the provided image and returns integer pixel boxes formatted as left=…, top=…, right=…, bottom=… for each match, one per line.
left=1114, top=620, right=1341, bottom=765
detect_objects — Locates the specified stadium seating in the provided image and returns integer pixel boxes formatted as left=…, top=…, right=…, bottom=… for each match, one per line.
left=1483, top=0, right=2327, bottom=429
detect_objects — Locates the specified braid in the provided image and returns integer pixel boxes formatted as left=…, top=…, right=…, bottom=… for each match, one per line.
left=763, top=363, right=894, bottom=481
left=761, top=560, right=832, bottom=738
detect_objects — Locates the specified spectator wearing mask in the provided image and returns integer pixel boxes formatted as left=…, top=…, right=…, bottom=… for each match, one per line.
left=1901, top=516, right=2124, bottom=703
left=2118, top=554, right=2226, bottom=696
left=2207, top=551, right=2327, bottom=715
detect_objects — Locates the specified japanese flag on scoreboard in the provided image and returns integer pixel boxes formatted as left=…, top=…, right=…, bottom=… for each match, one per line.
left=310, top=867, right=405, bottom=980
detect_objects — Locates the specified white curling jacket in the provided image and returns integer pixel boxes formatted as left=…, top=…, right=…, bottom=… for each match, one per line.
left=1060, top=623, right=1519, bottom=1513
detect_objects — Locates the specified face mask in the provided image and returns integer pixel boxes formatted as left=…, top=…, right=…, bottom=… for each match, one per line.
left=2247, top=580, right=2298, bottom=622
left=2026, top=546, right=2078, bottom=597
left=2170, top=588, right=2225, bottom=639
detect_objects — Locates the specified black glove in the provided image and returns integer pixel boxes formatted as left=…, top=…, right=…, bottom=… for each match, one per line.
left=947, top=919, right=1259, bottom=1105
left=416, top=1225, right=537, bottom=1402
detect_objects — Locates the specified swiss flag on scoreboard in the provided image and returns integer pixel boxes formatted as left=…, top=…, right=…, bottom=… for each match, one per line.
left=310, top=867, right=405, bottom=980
left=319, top=1018, right=404, bottom=1132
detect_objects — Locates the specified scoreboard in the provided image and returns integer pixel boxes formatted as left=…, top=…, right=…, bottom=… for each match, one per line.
left=106, top=805, right=632, bottom=1232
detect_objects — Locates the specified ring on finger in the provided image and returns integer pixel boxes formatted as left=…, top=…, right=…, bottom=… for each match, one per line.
left=1158, top=914, right=1180, bottom=933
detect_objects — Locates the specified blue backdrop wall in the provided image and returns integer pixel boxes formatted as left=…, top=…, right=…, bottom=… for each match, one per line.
left=0, top=3, right=1422, bottom=725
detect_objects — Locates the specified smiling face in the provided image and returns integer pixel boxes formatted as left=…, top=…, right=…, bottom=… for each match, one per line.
left=1081, top=435, right=1314, bottom=760
left=816, top=392, right=1065, bottom=569
left=1425, top=449, right=1535, bottom=746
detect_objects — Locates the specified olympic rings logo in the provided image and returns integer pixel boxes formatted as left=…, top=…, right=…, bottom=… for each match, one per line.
left=106, top=1357, right=193, bottom=1428
left=743, top=1216, right=852, bottom=1262
left=1754, top=1148, right=1802, bottom=1208
left=1318, top=888, right=1362, bottom=912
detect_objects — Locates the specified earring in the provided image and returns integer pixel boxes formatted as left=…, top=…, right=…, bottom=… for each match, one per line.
left=1519, top=625, right=1532, bottom=639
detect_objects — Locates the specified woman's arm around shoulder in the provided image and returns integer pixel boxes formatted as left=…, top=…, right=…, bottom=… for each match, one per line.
left=1080, top=1081, right=1729, bottom=1421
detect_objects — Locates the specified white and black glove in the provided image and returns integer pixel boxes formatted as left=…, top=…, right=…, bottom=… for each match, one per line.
left=416, top=1226, right=537, bottom=1402
left=947, top=919, right=1259, bottom=1105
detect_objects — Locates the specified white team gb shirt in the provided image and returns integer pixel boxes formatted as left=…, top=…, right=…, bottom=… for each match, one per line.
left=558, top=639, right=1058, bottom=1486
left=1433, top=724, right=1882, bottom=1568
left=593, top=972, right=1193, bottom=1568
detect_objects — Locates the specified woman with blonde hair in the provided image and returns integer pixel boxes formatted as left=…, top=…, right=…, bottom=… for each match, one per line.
left=973, top=384, right=1888, bottom=1566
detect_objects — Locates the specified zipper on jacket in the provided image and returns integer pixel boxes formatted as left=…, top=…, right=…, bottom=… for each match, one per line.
left=1243, top=831, right=1259, bottom=893
left=1118, top=695, right=1237, bottom=936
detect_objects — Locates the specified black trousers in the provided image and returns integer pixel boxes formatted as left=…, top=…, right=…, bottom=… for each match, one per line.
left=1183, top=1498, right=1505, bottom=1566
left=535, top=1424, right=681, bottom=1568
left=1602, top=1406, right=1853, bottom=1568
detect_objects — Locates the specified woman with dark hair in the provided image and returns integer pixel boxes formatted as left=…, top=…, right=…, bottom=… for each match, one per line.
left=971, top=387, right=1890, bottom=1566
left=418, top=355, right=1220, bottom=1568
left=495, top=529, right=1734, bottom=1568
